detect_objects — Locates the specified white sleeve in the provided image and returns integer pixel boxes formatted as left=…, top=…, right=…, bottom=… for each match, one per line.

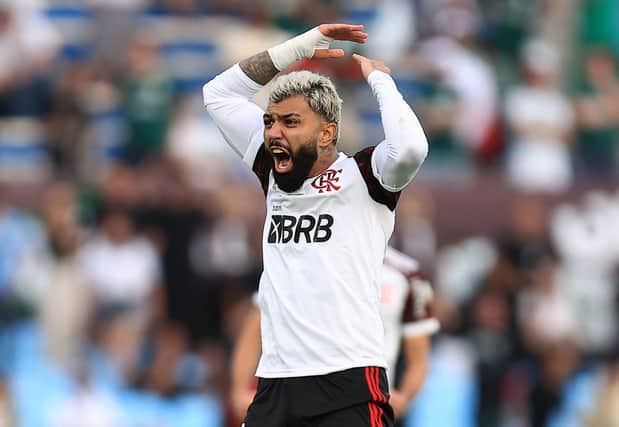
left=368, top=70, right=429, bottom=192
left=202, top=64, right=266, bottom=168
left=384, top=246, right=420, bottom=277
left=403, top=318, right=440, bottom=338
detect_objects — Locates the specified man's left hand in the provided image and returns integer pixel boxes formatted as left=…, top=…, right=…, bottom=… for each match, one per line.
left=352, top=54, right=391, bottom=80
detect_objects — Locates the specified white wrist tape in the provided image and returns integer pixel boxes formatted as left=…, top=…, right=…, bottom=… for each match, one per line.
left=267, top=27, right=333, bottom=71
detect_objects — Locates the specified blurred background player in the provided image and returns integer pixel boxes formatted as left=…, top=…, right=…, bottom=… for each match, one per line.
left=230, top=246, right=439, bottom=425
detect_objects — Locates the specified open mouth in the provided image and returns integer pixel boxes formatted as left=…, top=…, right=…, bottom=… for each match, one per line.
left=270, top=146, right=293, bottom=174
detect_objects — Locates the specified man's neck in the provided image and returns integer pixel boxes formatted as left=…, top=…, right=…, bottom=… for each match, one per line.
left=308, top=148, right=338, bottom=178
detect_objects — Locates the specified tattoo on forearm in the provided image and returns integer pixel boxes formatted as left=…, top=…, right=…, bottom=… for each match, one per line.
left=239, top=51, right=280, bottom=85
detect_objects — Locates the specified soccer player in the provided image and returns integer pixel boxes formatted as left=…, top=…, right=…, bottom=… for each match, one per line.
left=380, top=247, right=439, bottom=422
left=230, top=247, right=440, bottom=424
left=203, top=23, right=428, bottom=427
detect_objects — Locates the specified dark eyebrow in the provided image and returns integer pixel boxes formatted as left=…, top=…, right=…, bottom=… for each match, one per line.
left=263, top=113, right=302, bottom=120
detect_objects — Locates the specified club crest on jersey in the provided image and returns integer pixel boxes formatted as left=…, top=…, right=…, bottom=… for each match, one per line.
left=311, top=169, right=343, bottom=193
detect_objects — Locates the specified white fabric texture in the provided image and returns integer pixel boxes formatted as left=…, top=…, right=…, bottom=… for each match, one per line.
left=367, top=70, right=428, bottom=191
left=267, top=26, right=333, bottom=71
left=202, top=64, right=264, bottom=167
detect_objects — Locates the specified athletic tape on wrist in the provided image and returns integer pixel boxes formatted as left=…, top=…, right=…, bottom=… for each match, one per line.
left=267, top=27, right=333, bottom=71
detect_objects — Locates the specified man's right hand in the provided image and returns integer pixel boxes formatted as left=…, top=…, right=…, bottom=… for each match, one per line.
left=312, top=24, right=368, bottom=60
left=241, top=23, right=368, bottom=84
left=268, top=24, right=368, bottom=71
left=352, top=54, right=392, bottom=81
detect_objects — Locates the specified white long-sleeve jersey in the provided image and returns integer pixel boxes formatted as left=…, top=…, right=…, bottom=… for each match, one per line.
left=203, top=64, right=428, bottom=378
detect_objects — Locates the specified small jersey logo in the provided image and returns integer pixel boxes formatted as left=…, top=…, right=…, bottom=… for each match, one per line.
left=311, top=169, right=343, bottom=193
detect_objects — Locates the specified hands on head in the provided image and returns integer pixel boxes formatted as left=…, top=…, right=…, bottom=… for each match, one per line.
left=313, top=23, right=391, bottom=80
left=313, top=24, right=368, bottom=59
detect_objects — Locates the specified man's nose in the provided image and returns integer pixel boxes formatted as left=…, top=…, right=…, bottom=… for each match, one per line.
left=266, top=121, right=283, bottom=139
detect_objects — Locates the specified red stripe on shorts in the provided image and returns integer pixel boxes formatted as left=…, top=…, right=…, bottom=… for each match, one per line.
left=373, top=367, right=388, bottom=404
left=365, top=367, right=379, bottom=401
left=369, top=402, right=384, bottom=427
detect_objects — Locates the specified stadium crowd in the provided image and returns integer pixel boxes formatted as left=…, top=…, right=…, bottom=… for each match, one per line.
left=0, top=0, right=618, bottom=426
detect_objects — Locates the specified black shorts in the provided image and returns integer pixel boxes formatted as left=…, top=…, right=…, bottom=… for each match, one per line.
left=243, top=366, right=394, bottom=427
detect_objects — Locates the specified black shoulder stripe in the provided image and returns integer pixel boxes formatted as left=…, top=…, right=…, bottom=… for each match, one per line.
left=252, top=145, right=273, bottom=196
left=353, top=146, right=400, bottom=211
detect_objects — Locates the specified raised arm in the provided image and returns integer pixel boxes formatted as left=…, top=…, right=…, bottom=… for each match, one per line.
left=353, top=54, right=429, bottom=192
left=203, top=24, right=367, bottom=167
left=202, top=64, right=266, bottom=166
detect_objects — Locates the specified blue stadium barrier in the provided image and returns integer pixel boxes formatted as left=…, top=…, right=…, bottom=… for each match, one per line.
left=45, top=5, right=94, bottom=61
left=159, top=394, right=224, bottom=427
left=160, top=41, right=221, bottom=93
left=405, top=342, right=478, bottom=427
left=8, top=323, right=74, bottom=427
left=548, top=366, right=599, bottom=427
left=117, top=390, right=223, bottom=427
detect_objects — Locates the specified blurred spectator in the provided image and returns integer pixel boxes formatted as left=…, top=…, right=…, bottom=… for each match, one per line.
left=75, top=73, right=125, bottom=184
left=573, top=48, right=619, bottom=177
left=90, top=302, right=148, bottom=386
left=392, top=187, right=437, bottom=272
left=417, top=35, right=499, bottom=161
left=0, top=0, right=61, bottom=184
left=477, top=0, right=537, bottom=55
left=396, top=55, right=465, bottom=171
left=587, top=358, right=619, bottom=427
left=466, top=287, right=513, bottom=427
left=538, top=0, right=578, bottom=75
left=505, top=38, right=575, bottom=193
left=363, top=0, right=416, bottom=64
left=12, top=181, right=92, bottom=372
left=166, top=95, right=246, bottom=191
left=418, top=75, right=462, bottom=167
left=47, top=63, right=95, bottom=178
left=0, top=0, right=60, bottom=116
left=435, top=237, right=497, bottom=309
left=551, top=192, right=619, bottom=357
left=0, top=187, right=47, bottom=321
left=78, top=207, right=163, bottom=314
left=500, top=194, right=551, bottom=272
left=78, top=206, right=164, bottom=382
left=0, top=117, right=53, bottom=183
left=121, top=33, right=175, bottom=164
left=137, top=323, right=190, bottom=395
left=87, top=0, right=150, bottom=74
left=189, top=185, right=262, bottom=287
left=517, top=257, right=580, bottom=354
left=529, top=339, right=581, bottom=427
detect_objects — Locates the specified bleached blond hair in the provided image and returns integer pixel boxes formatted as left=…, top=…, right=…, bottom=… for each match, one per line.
left=269, top=71, right=342, bottom=144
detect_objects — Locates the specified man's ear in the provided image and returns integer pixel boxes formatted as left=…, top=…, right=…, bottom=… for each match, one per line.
left=319, top=122, right=337, bottom=146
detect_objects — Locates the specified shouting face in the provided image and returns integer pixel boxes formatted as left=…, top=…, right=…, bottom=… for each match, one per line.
left=263, top=94, right=324, bottom=193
